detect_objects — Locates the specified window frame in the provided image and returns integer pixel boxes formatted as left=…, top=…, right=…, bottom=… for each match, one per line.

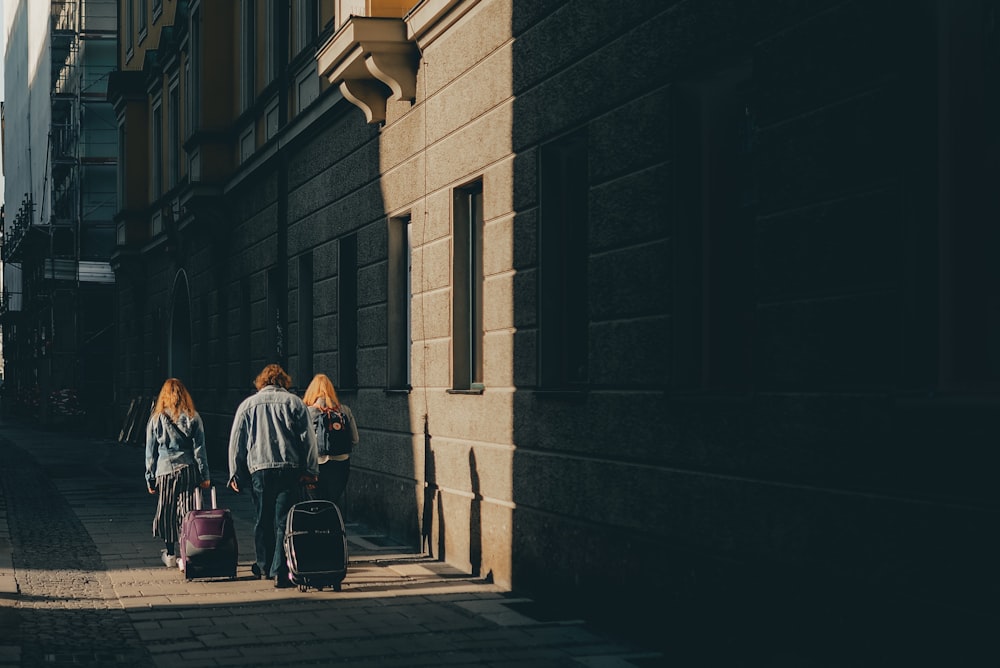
left=167, top=78, right=180, bottom=189
left=451, top=180, right=484, bottom=392
left=241, top=0, right=256, bottom=112
left=388, top=215, right=412, bottom=391
left=295, top=0, right=319, bottom=54
left=150, top=95, right=163, bottom=200
left=186, top=7, right=201, bottom=139
left=137, top=0, right=148, bottom=42
left=124, top=0, right=134, bottom=59
left=265, top=0, right=277, bottom=85
left=673, top=63, right=755, bottom=392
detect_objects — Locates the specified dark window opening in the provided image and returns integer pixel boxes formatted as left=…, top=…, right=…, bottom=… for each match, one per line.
left=539, top=130, right=589, bottom=389
left=388, top=215, right=411, bottom=390
left=339, top=235, right=358, bottom=390
left=674, top=62, right=755, bottom=391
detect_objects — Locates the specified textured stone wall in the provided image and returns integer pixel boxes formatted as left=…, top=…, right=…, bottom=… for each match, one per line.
left=111, top=1, right=1000, bottom=660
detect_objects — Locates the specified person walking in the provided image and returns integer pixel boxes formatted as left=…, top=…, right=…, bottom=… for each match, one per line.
left=227, top=363, right=318, bottom=588
left=303, top=373, right=360, bottom=509
left=145, top=378, right=211, bottom=569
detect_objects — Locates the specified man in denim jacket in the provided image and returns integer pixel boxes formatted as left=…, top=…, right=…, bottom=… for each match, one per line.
left=227, top=363, right=319, bottom=588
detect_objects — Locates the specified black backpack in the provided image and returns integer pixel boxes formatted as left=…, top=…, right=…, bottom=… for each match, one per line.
left=317, top=406, right=352, bottom=457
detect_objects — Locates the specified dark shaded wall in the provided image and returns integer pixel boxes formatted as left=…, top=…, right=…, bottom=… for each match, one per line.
left=508, top=0, right=997, bottom=663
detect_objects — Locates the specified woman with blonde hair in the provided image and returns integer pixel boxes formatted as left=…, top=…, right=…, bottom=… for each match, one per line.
left=303, top=373, right=359, bottom=509
left=145, top=378, right=211, bottom=568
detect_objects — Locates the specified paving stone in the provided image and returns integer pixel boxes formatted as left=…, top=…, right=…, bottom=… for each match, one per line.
left=0, top=423, right=661, bottom=667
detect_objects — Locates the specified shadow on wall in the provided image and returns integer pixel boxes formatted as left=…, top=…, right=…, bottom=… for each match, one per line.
left=420, top=414, right=438, bottom=557
left=469, top=448, right=481, bottom=578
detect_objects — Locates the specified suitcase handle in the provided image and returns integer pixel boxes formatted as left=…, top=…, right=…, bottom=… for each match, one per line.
left=193, top=486, right=218, bottom=510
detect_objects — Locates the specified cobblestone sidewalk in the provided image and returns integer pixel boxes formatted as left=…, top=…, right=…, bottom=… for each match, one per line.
left=0, top=425, right=664, bottom=667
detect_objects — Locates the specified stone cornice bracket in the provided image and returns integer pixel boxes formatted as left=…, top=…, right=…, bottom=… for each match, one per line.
left=339, top=78, right=392, bottom=125
left=317, top=17, right=418, bottom=125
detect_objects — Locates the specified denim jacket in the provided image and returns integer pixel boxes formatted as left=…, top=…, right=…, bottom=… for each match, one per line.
left=144, top=411, right=210, bottom=488
left=227, top=385, right=319, bottom=485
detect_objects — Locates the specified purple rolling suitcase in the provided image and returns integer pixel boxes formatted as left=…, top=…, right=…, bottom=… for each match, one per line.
left=179, top=487, right=238, bottom=580
left=283, top=499, right=348, bottom=592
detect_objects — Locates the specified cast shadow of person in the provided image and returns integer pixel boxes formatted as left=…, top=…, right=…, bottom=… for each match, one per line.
left=469, top=448, right=482, bottom=578
left=420, top=414, right=440, bottom=557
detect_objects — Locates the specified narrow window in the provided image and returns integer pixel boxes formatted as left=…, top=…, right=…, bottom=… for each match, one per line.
left=265, top=0, right=277, bottom=84
left=137, top=0, right=147, bottom=37
left=125, top=0, right=133, bottom=55
left=152, top=0, right=162, bottom=21
left=674, top=63, right=755, bottom=390
left=187, top=8, right=201, bottom=137
left=298, top=252, right=314, bottom=384
left=539, top=131, right=589, bottom=389
left=241, top=0, right=255, bottom=111
left=339, top=234, right=358, bottom=390
left=151, top=98, right=162, bottom=200
left=453, top=182, right=484, bottom=391
left=295, top=0, right=318, bottom=54
left=184, top=58, right=192, bottom=139
left=167, top=80, right=179, bottom=188
left=388, top=216, right=411, bottom=390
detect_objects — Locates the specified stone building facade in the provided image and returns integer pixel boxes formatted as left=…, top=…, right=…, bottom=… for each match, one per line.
left=108, top=0, right=997, bottom=661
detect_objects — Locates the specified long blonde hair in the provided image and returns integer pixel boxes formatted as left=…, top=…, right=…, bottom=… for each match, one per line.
left=303, top=373, right=340, bottom=410
left=153, top=378, right=197, bottom=420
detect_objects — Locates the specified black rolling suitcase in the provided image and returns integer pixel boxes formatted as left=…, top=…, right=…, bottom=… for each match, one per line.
left=282, top=499, right=348, bottom=591
left=179, top=486, right=238, bottom=580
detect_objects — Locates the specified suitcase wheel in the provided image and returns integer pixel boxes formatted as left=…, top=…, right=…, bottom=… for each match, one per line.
left=333, top=583, right=342, bottom=592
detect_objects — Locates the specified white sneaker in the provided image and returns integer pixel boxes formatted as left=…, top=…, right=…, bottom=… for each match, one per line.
left=161, top=550, right=177, bottom=568
left=177, top=557, right=185, bottom=572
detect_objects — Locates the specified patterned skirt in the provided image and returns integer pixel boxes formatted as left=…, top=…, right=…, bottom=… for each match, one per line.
left=152, top=464, right=199, bottom=543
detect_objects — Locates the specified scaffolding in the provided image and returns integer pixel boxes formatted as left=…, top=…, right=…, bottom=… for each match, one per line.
left=0, top=0, right=118, bottom=428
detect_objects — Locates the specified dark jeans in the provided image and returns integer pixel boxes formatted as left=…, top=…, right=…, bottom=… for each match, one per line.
left=317, top=458, right=350, bottom=509
left=250, top=468, right=302, bottom=578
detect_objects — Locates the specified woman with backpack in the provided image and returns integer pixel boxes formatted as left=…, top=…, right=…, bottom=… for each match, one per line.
left=303, top=373, right=360, bottom=509
left=145, top=377, right=211, bottom=568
